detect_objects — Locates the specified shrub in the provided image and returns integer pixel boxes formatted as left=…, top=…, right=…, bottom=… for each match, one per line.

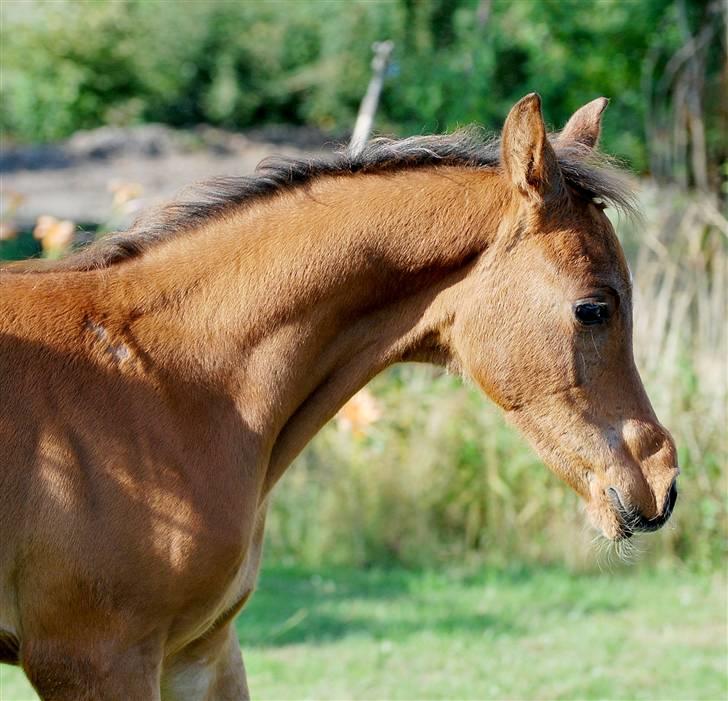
left=266, top=188, right=727, bottom=572
left=6, top=0, right=723, bottom=180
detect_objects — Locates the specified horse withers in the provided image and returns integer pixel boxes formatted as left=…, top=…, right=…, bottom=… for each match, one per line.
left=0, top=94, right=678, bottom=699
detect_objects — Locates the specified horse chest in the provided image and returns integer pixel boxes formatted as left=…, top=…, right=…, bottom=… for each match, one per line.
left=165, top=499, right=267, bottom=651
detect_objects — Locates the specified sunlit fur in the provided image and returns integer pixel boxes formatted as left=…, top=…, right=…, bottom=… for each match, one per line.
left=0, top=95, right=678, bottom=699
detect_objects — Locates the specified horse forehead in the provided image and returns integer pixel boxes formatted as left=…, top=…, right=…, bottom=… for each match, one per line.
left=538, top=213, right=629, bottom=284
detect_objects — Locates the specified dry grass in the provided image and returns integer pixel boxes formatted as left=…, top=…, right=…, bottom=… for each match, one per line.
left=626, top=183, right=727, bottom=567
left=267, top=183, right=727, bottom=571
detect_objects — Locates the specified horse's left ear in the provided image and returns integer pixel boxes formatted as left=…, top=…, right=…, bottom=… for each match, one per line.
left=501, top=93, right=563, bottom=203
left=558, top=97, right=609, bottom=150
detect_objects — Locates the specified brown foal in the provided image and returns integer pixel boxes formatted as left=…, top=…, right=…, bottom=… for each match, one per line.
left=0, top=94, right=678, bottom=700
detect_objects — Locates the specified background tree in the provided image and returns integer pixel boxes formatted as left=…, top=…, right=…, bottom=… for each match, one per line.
left=2, top=0, right=725, bottom=194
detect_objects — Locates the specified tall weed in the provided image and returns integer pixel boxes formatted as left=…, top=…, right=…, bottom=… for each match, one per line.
left=267, top=184, right=727, bottom=571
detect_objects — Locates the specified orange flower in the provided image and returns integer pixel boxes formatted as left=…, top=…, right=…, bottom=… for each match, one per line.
left=0, top=222, right=17, bottom=241
left=108, top=180, right=143, bottom=209
left=33, top=215, right=75, bottom=255
left=5, top=190, right=26, bottom=211
left=336, top=388, right=382, bottom=437
left=0, top=190, right=26, bottom=241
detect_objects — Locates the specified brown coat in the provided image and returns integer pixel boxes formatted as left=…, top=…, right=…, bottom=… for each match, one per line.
left=0, top=95, right=677, bottom=700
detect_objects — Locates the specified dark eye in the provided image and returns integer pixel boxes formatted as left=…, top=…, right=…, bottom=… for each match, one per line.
left=574, top=301, right=611, bottom=326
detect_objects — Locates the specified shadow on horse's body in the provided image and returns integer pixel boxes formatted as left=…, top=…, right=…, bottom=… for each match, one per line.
left=0, top=94, right=678, bottom=700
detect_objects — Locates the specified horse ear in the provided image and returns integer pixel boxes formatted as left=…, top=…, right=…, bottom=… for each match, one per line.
left=501, top=93, right=562, bottom=202
left=559, top=97, right=609, bottom=149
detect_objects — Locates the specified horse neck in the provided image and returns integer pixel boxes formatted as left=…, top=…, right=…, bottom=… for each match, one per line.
left=111, top=167, right=509, bottom=487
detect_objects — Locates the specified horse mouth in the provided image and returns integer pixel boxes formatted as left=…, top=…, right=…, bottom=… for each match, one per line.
left=606, top=481, right=678, bottom=540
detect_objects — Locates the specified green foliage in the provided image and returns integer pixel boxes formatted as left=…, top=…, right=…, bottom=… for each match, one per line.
left=268, top=369, right=585, bottom=569
left=266, top=189, right=727, bottom=573
left=1, top=2, right=144, bottom=141
left=4, top=0, right=723, bottom=177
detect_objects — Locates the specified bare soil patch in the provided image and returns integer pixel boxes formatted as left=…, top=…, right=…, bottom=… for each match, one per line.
left=1, top=124, right=336, bottom=230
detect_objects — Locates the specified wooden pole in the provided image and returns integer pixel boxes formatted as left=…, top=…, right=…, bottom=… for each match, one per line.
left=349, top=40, right=394, bottom=156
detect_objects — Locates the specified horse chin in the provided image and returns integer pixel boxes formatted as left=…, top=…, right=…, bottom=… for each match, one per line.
left=584, top=490, right=633, bottom=542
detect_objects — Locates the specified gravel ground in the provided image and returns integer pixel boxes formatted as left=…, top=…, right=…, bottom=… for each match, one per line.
left=0, top=124, right=336, bottom=230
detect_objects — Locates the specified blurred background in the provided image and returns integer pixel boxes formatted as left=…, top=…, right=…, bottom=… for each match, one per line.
left=1, top=1, right=726, bottom=699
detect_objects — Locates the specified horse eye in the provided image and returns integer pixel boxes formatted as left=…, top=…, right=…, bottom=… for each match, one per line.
left=574, top=301, right=610, bottom=326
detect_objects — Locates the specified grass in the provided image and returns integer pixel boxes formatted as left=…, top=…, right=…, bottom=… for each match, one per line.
left=2, top=563, right=725, bottom=701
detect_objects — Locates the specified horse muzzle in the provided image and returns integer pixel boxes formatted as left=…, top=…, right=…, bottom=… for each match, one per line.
left=606, top=479, right=678, bottom=540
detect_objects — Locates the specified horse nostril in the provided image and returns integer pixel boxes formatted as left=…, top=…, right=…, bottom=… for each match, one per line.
left=606, top=482, right=676, bottom=536
left=606, top=486, right=625, bottom=510
left=665, top=478, right=678, bottom=517
left=605, top=487, right=633, bottom=539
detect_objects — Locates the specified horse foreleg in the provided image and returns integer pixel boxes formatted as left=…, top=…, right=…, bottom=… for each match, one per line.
left=162, top=623, right=249, bottom=701
left=21, top=637, right=163, bottom=701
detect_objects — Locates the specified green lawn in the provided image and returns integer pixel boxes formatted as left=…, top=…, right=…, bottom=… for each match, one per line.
left=1, top=564, right=725, bottom=701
